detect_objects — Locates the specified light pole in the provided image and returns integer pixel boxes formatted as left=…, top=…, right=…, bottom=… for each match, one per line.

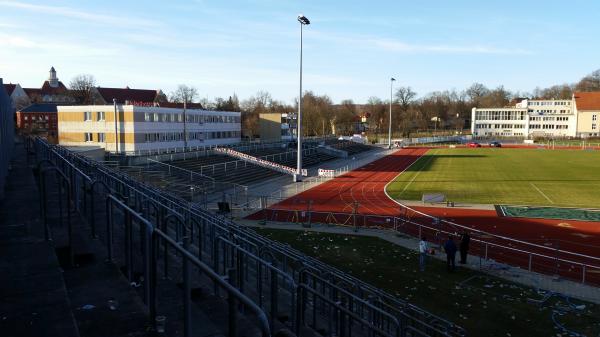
left=295, top=14, right=310, bottom=182
left=388, top=77, right=396, bottom=149
left=113, top=98, right=118, bottom=154
left=183, top=100, right=188, bottom=149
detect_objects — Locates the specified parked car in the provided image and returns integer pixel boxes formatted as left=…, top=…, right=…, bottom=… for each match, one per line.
left=467, top=142, right=481, bottom=148
left=489, top=141, right=502, bottom=147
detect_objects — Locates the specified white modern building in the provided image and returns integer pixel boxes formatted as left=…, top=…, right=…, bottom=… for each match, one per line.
left=471, top=98, right=578, bottom=138
left=58, top=105, right=241, bottom=154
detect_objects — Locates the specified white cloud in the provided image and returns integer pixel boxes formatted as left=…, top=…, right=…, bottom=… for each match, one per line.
left=371, top=38, right=532, bottom=55
left=308, top=30, right=532, bottom=56
left=0, top=1, right=159, bottom=28
left=0, top=33, right=120, bottom=57
left=3, top=35, right=36, bottom=48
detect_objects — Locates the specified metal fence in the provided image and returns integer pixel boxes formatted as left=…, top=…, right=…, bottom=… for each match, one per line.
left=116, top=135, right=337, bottom=157
left=253, top=207, right=600, bottom=286
left=31, top=137, right=465, bottom=337
left=0, top=79, right=15, bottom=200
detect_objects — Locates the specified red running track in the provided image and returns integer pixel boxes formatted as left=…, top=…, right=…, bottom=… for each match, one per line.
left=248, top=148, right=600, bottom=286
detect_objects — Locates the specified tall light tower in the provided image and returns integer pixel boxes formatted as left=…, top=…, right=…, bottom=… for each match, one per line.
left=295, top=14, right=310, bottom=182
left=388, top=77, right=396, bottom=149
left=113, top=98, right=118, bottom=154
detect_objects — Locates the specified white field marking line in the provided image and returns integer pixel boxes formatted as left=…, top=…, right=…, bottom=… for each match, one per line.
left=382, top=149, right=600, bottom=263
left=397, top=149, right=437, bottom=197
left=530, top=182, right=554, bottom=204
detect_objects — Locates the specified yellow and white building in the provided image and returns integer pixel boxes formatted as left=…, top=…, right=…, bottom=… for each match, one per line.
left=57, top=105, right=241, bottom=153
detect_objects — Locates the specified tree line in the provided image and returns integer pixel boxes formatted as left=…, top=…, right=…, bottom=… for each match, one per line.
left=67, top=69, right=600, bottom=139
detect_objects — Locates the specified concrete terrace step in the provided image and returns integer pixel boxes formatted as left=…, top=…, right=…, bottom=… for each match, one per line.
left=0, top=141, right=79, bottom=337
left=0, top=240, right=80, bottom=337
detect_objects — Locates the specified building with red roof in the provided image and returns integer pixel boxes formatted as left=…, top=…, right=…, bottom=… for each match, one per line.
left=22, top=67, right=73, bottom=104
left=16, top=103, right=58, bottom=143
left=574, top=92, right=600, bottom=137
left=93, top=87, right=165, bottom=105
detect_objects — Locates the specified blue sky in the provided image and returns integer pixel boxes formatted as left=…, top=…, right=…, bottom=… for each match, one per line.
left=0, top=0, right=598, bottom=104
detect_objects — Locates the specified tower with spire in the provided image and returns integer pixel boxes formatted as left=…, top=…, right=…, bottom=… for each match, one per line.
left=48, top=67, right=58, bottom=88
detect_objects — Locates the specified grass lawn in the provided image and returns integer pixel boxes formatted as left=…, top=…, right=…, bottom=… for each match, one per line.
left=386, top=148, right=600, bottom=207
left=255, top=227, right=600, bottom=337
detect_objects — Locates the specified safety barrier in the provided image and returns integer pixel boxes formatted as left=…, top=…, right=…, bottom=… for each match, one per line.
left=31, top=137, right=465, bottom=337
left=0, top=79, right=15, bottom=200
left=253, top=207, right=600, bottom=286
left=215, top=147, right=307, bottom=177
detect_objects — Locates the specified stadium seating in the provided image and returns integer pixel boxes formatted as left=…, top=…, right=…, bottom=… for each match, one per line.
left=32, top=137, right=465, bottom=337
left=323, top=139, right=374, bottom=155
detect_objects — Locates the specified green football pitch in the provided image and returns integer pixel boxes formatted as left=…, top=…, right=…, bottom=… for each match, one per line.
left=386, top=148, right=600, bottom=207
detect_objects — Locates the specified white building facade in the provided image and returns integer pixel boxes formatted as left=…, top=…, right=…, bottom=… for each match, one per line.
left=58, top=105, right=241, bottom=154
left=471, top=99, right=577, bottom=138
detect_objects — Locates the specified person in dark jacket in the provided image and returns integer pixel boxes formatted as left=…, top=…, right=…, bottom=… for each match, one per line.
left=460, top=232, right=471, bottom=264
left=444, top=236, right=457, bottom=272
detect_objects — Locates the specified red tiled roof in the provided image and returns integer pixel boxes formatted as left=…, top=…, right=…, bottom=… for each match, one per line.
left=97, top=87, right=158, bottom=104
left=157, top=102, right=204, bottom=109
left=3, top=84, right=16, bottom=96
left=574, top=92, right=600, bottom=111
left=23, top=88, right=41, bottom=96
left=40, top=81, right=68, bottom=95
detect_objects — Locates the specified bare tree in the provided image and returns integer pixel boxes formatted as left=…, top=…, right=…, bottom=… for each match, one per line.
left=575, top=69, right=600, bottom=92
left=170, top=84, right=199, bottom=103
left=69, top=74, right=97, bottom=104
left=465, top=83, right=489, bottom=107
left=394, top=86, right=417, bottom=111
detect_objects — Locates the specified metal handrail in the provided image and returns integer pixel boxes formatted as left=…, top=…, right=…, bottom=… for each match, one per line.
left=106, top=194, right=271, bottom=337
left=147, top=158, right=216, bottom=181
left=264, top=207, right=600, bottom=264
left=295, top=283, right=393, bottom=337
left=32, top=137, right=465, bottom=336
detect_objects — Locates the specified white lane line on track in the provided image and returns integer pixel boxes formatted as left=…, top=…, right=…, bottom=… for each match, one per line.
left=530, top=182, right=554, bottom=204
left=362, top=155, right=406, bottom=215
left=397, top=149, right=437, bottom=197
left=366, top=149, right=421, bottom=216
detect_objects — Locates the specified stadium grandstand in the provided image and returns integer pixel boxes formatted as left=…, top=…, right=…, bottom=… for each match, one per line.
left=116, top=138, right=374, bottom=204
left=4, top=136, right=463, bottom=337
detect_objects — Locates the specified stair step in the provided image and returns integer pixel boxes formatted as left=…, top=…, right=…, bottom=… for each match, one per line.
left=62, top=259, right=151, bottom=337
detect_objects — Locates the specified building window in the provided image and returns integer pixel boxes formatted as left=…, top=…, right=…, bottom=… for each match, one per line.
left=593, top=115, right=597, bottom=121
left=144, top=113, right=151, bottom=122
left=97, top=133, right=105, bottom=142
left=84, top=132, right=93, bottom=142
left=84, top=111, right=92, bottom=121
left=97, top=111, right=105, bottom=121
left=593, top=124, right=597, bottom=130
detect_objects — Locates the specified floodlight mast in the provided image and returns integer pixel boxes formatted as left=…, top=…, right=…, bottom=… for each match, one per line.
left=295, top=14, right=310, bottom=182
left=389, top=77, right=396, bottom=149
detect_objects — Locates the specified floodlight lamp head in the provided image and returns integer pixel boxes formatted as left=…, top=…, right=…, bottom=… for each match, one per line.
left=297, top=14, right=310, bottom=25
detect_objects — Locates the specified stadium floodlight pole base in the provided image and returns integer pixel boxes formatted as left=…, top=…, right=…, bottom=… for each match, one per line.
left=293, top=173, right=302, bottom=182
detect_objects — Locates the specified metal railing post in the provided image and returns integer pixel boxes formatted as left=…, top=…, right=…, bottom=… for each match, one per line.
left=227, top=268, right=238, bottom=337
left=183, top=236, right=191, bottom=337
left=106, top=196, right=114, bottom=262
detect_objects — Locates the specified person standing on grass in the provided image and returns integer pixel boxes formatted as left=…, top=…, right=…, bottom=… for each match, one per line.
left=444, top=235, right=457, bottom=272
left=418, top=236, right=428, bottom=271
left=460, top=232, right=470, bottom=264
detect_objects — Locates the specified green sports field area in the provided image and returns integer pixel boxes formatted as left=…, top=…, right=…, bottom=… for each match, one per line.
left=386, top=148, right=600, bottom=208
